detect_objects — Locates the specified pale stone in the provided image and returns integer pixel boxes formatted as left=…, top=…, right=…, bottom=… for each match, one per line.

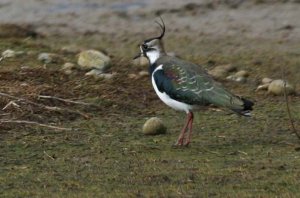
left=2, top=49, right=16, bottom=58
left=142, top=117, right=166, bottom=135
left=256, top=83, right=270, bottom=91
left=78, top=50, right=111, bottom=72
left=133, top=56, right=149, bottom=67
left=262, top=77, right=273, bottom=84
left=268, top=79, right=295, bottom=95
left=38, top=53, right=62, bottom=64
left=138, top=70, right=149, bottom=77
left=235, top=70, right=249, bottom=78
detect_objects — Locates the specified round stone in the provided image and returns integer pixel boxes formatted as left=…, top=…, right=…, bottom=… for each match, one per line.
left=133, top=56, right=149, bottom=67
left=235, top=70, right=249, bottom=78
left=78, top=50, right=111, bottom=72
left=142, top=117, right=167, bottom=135
left=268, top=79, right=295, bottom=95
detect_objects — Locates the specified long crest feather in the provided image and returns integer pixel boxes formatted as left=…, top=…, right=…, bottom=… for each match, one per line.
left=144, top=16, right=166, bottom=43
left=155, top=16, right=165, bottom=39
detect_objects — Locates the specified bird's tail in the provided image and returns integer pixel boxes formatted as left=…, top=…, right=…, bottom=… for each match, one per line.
left=233, top=98, right=254, bottom=117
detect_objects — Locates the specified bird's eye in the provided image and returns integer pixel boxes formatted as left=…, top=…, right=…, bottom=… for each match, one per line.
left=142, top=44, right=148, bottom=50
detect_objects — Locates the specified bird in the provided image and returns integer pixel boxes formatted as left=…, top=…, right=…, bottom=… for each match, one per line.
left=133, top=17, right=254, bottom=146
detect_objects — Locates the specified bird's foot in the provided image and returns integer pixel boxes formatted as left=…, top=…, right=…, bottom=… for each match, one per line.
left=175, top=138, right=184, bottom=146
left=183, top=141, right=190, bottom=147
left=172, top=138, right=191, bottom=148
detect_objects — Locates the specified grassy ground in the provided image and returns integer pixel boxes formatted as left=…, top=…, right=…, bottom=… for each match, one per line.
left=0, top=36, right=300, bottom=197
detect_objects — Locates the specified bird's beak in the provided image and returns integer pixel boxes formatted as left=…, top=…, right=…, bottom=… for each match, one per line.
left=133, top=52, right=143, bottom=60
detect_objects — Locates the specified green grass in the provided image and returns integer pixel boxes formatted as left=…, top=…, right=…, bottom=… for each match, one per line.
left=0, top=36, right=299, bottom=197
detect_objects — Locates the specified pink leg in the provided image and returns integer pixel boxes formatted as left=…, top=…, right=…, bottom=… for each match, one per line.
left=176, top=112, right=193, bottom=146
left=184, top=112, right=194, bottom=146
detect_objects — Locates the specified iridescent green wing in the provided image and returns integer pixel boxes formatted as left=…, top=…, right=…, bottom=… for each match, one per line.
left=156, top=56, right=245, bottom=110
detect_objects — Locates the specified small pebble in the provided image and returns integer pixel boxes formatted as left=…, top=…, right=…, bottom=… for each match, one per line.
left=256, top=83, right=270, bottom=92
left=2, top=49, right=16, bottom=58
left=62, top=62, right=75, bottom=70
left=38, top=53, right=62, bottom=64
left=234, top=70, right=249, bottom=78
left=133, top=56, right=149, bottom=67
left=138, top=71, right=149, bottom=77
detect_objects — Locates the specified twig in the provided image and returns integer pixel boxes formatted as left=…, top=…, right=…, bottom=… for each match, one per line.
left=281, top=66, right=300, bottom=140
left=0, top=119, right=72, bottom=131
left=37, top=95, right=95, bottom=106
left=201, top=146, right=223, bottom=156
left=2, top=101, right=20, bottom=110
left=0, top=92, right=89, bottom=118
left=43, top=151, right=55, bottom=160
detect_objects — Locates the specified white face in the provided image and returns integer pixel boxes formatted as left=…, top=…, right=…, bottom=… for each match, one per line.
left=140, top=39, right=161, bottom=65
left=145, top=48, right=160, bottom=65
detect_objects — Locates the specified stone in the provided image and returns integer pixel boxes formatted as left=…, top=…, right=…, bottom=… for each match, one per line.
left=226, top=75, right=237, bottom=81
left=235, top=76, right=247, bottom=83
left=61, top=62, right=76, bottom=75
left=62, top=62, right=76, bottom=70
left=2, top=49, right=16, bottom=58
left=61, top=45, right=82, bottom=54
left=128, top=73, right=138, bottom=79
left=262, top=77, right=273, bottom=84
left=209, top=68, right=228, bottom=79
left=217, top=64, right=237, bottom=72
left=85, top=69, right=115, bottom=80
left=138, top=71, right=149, bottom=77
left=142, top=117, right=166, bottom=135
left=234, top=70, right=249, bottom=78
left=85, top=69, right=103, bottom=76
left=38, top=53, right=62, bottom=64
left=133, top=56, right=149, bottom=67
left=256, top=83, right=270, bottom=92
left=78, top=50, right=111, bottom=72
left=208, top=64, right=237, bottom=79
left=268, top=79, right=295, bottom=95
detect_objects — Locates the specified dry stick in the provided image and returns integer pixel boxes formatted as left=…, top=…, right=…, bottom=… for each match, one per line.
left=37, top=95, right=95, bottom=106
left=0, top=119, right=72, bottom=131
left=0, top=92, right=89, bottom=118
left=281, top=67, right=300, bottom=140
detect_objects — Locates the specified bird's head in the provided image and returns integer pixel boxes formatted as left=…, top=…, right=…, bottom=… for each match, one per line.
left=133, top=17, right=166, bottom=65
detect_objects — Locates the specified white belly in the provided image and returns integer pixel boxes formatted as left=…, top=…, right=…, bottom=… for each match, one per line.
left=151, top=65, right=193, bottom=114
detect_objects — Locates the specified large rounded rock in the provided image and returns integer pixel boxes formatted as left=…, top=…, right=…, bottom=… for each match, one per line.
left=143, top=117, right=166, bottom=135
left=77, top=50, right=111, bottom=72
left=268, top=79, right=295, bottom=95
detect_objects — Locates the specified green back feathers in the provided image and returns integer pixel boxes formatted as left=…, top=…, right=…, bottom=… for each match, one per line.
left=156, top=56, right=245, bottom=111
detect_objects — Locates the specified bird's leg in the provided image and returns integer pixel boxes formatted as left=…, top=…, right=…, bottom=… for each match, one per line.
left=176, top=112, right=193, bottom=146
left=184, top=112, right=194, bottom=146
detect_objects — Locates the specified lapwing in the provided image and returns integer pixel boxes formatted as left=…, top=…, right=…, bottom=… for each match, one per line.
left=134, top=17, right=254, bottom=146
